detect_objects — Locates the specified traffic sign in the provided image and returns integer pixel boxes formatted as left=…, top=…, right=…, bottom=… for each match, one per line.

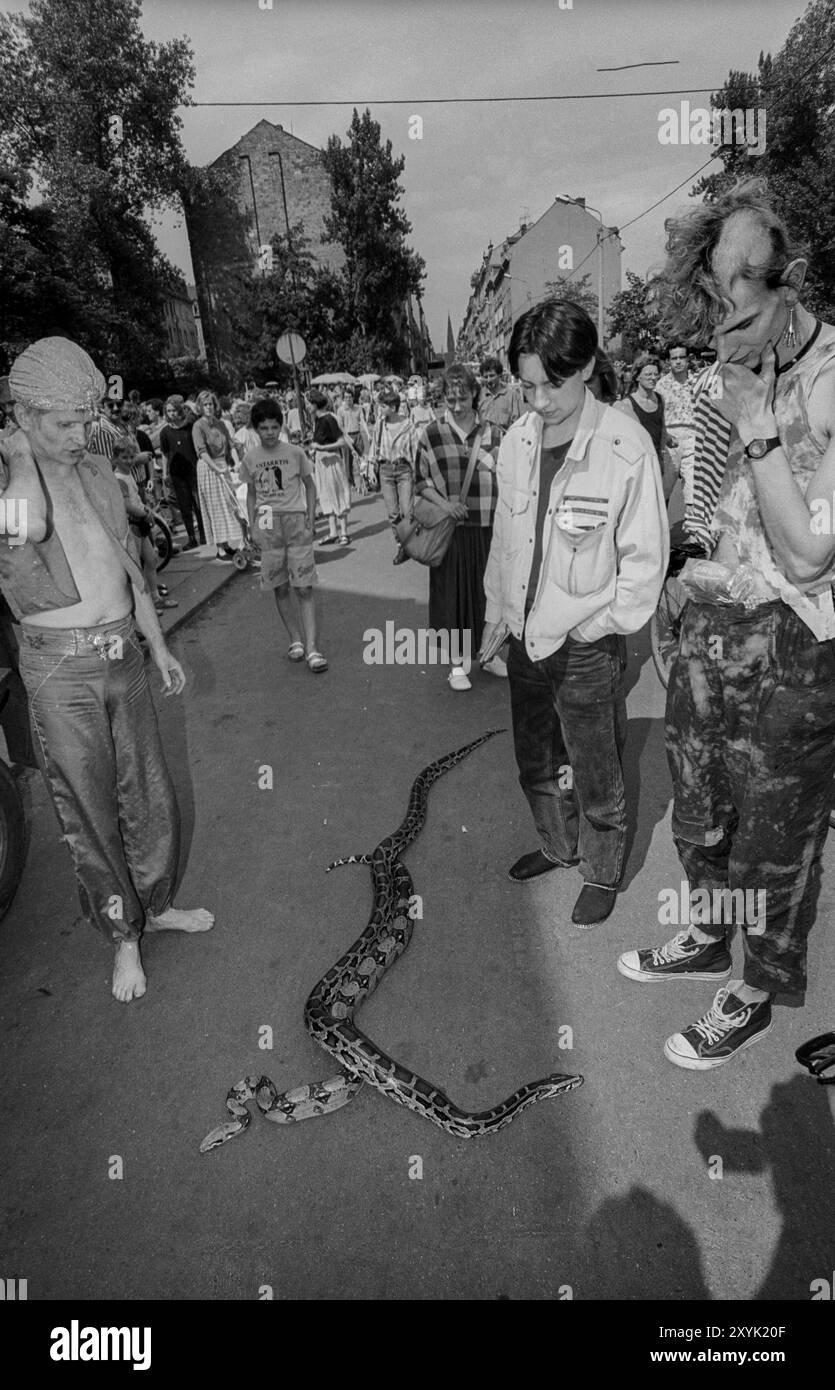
left=276, top=332, right=306, bottom=366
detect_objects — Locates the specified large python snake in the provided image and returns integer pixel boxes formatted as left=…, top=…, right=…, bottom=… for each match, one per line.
left=200, top=729, right=583, bottom=1151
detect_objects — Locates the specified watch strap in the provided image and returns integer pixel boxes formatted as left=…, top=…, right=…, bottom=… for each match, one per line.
left=744, top=436, right=781, bottom=459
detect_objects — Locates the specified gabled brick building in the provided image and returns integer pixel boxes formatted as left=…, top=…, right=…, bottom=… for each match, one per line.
left=212, top=120, right=344, bottom=273
left=186, top=120, right=344, bottom=372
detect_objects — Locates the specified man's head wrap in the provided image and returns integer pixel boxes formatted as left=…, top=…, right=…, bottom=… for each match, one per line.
left=9, top=337, right=106, bottom=412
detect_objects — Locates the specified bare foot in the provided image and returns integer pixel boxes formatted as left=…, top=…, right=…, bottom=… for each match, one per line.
left=112, top=941, right=147, bottom=1003
left=145, top=906, right=215, bottom=933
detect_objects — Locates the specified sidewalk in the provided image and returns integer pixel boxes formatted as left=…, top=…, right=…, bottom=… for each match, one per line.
left=154, top=542, right=242, bottom=640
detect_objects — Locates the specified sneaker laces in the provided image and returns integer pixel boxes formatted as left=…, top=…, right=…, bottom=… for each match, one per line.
left=649, top=930, right=696, bottom=966
left=690, top=989, right=747, bottom=1046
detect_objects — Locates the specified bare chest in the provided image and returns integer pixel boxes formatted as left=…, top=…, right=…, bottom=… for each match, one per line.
left=48, top=479, right=127, bottom=597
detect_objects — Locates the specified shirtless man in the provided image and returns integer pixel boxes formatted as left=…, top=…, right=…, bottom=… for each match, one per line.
left=618, top=181, right=835, bottom=1069
left=0, top=337, right=213, bottom=1002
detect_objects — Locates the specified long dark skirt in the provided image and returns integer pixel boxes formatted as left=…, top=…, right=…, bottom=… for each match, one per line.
left=428, top=523, right=492, bottom=651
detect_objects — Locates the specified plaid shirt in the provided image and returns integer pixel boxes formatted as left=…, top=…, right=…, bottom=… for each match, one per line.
left=416, top=416, right=502, bottom=527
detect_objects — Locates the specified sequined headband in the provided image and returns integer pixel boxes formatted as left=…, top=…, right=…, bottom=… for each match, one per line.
left=9, top=336, right=106, bottom=413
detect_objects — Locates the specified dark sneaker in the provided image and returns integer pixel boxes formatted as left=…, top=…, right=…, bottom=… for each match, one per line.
left=664, top=987, right=773, bottom=1070
left=618, top=928, right=731, bottom=983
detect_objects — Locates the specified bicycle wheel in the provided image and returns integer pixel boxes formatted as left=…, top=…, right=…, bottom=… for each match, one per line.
left=0, top=759, right=26, bottom=921
left=650, top=573, right=688, bottom=689
left=150, top=512, right=173, bottom=572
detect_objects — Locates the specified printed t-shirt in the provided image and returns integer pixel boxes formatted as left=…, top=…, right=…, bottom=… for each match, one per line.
left=240, top=441, right=312, bottom=514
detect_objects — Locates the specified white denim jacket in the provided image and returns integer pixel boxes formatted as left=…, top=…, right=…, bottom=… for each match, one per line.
left=483, top=391, right=669, bottom=661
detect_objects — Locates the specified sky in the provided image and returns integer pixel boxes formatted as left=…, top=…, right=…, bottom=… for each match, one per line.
left=3, top=0, right=808, bottom=352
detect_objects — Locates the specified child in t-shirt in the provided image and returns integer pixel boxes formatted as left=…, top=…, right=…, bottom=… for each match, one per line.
left=239, top=397, right=326, bottom=673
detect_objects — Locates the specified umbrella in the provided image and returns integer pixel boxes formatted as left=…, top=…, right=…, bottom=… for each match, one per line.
left=310, top=372, right=357, bottom=385
left=356, top=372, right=381, bottom=386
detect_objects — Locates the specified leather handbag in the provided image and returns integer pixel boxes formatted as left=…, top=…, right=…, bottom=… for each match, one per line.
left=395, top=429, right=487, bottom=568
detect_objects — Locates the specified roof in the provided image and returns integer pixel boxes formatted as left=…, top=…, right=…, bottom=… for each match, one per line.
left=210, top=118, right=324, bottom=167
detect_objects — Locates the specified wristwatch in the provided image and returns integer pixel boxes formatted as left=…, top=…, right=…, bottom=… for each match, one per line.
left=744, top=436, right=781, bottom=459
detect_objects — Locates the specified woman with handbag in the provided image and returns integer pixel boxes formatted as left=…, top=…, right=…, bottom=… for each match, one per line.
left=414, top=364, right=504, bottom=691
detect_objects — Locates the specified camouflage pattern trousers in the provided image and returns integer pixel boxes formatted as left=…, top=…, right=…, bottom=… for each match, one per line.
left=666, top=599, right=835, bottom=997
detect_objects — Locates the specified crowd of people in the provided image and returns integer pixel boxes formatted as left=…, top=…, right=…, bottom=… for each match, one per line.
left=1, top=177, right=834, bottom=1100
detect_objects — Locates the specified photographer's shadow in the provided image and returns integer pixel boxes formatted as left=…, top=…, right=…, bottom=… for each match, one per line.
left=582, top=1184, right=711, bottom=1299
left=694, top=1074, right=835, bottom=1300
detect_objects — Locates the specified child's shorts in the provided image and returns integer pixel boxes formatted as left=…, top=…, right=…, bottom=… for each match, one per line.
left=256, top=510, right=316, bottom=590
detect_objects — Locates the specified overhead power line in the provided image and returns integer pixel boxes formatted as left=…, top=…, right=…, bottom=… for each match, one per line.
left=186, top=33, right=835, bottom=109
left=188, top=86, right=720, bottom=109
left=554, top=153, right=720, bottom=289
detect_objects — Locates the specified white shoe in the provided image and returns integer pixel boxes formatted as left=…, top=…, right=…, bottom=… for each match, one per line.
left=447, top=666, right=472, bottom=691
left=482, top=655, right=508, bottom=678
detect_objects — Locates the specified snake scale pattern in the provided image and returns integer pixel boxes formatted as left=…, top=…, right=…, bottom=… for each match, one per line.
left=200, top=729, right=583, bottom=1151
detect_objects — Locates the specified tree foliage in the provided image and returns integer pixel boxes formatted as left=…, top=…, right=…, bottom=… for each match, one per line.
left=321, top=108, right=425, bottom=372
left=0, top=0, right=194, bottom=378
left=606, top=271, right=660, bottom=354
left=225, top=223, right=349, bottom=381
left=544, top=272, right=598, bottom=320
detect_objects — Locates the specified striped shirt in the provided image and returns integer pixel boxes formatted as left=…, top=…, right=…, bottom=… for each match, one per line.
left=416, top=416, right=503, bottom=527
left=88, top=415, right=121, bottom=460
left=685, top=370, right=733, bottom=554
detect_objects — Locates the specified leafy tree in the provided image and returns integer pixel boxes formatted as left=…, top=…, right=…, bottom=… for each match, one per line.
left=606, top=271, right=660, bottom=353
left=321, top=108, right=425, bottom=372
left=226, top=223, right=350, bottom=381
left=0, top=0, right=194, bottom=377
left=544, top=272, right=598, bottom=320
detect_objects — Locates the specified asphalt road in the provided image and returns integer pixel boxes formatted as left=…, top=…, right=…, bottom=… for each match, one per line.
left=1, top=490, right=834, bottom=1301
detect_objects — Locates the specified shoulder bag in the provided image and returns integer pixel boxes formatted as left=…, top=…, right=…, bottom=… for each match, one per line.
left=395, top=427, right=487, bottom=568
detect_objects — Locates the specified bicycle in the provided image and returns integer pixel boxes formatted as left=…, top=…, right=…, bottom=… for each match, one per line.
left=148, top=507, right=174, bottom=572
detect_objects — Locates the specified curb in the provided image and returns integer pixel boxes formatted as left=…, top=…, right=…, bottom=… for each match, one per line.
left=159, top=564, right=241, bottom=642
left=153, top=544, right=246, bottom=644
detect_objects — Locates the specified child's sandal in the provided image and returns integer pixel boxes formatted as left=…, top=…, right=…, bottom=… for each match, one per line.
left=287, top=642, right=305, bottom=662
left=306, top=651, right=328, bottom=673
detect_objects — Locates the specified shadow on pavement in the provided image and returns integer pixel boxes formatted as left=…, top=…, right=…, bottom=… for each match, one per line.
left=694, top=1075, right=835, bottom=1299
left=582, top=1184, right=711, bottom=1299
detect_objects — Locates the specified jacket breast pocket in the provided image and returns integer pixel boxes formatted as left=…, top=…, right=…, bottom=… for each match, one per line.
left=548, top=519, right=614, bottom=596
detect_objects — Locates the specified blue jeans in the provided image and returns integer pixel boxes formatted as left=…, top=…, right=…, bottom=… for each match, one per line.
left=18, top=615, right=180, bottom=944
left=507, top=632, right=628, bottom=887
left=379, top=460, right=414, bottom=536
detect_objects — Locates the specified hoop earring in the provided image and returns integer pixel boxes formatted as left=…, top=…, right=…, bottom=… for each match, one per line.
left=783, top=304, right=797, bottom=350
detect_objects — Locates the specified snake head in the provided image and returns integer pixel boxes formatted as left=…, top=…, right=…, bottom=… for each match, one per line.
left=546, top=1073, right=584, bottom=1096
left=199, top=1118, right=249, bottom=1153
